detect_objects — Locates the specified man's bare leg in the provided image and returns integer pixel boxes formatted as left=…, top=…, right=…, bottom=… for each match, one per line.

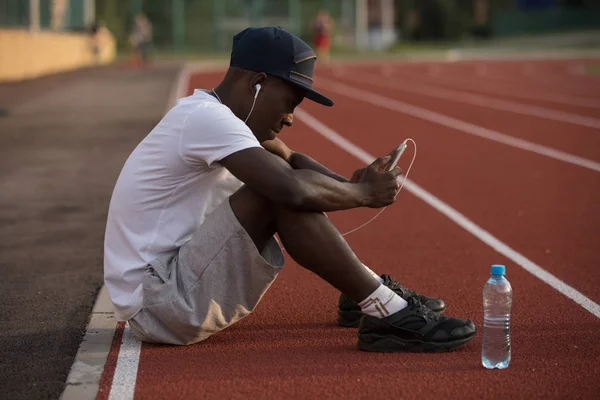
left=229, top=185, right=378, bottom=302
left=229, top=185, right=477, bottom=353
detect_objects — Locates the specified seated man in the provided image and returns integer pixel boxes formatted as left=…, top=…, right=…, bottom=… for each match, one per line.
left=103, top=26, right=476, bottom=352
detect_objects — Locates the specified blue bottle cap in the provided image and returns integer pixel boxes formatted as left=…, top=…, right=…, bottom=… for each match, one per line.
left=491, top=264, right=506, bottom=275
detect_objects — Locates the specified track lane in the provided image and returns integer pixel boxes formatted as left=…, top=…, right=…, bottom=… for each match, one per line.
left=373, top=59, right=600, bottom=99
left=299, top=81, right=600, bottom=303
left=342, top=63, right=600, bottom=116
left=323, top=73, right=600, bottom=161
left=122, top=69, right=600, bottom=400
left=329, top=69, right=600, bottom=130
left=448, top=63, right=600, bottom=99
left=179, top=69, right=600, bottom=301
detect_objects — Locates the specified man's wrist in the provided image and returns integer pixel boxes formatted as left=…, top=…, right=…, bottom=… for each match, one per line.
left=350, top=182, right=369, bottom=207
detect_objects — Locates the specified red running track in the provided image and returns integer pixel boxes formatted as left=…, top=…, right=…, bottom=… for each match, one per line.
left=358, top=60, right=600, bottom=117
left=375, top=58, right=600, bottom=99
left=99, top=58, right=600, bottom=399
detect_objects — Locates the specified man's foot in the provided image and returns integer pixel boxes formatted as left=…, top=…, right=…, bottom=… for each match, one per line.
left=357, top=297, right=477, bottom=353
left=337, top=274, right=446, bottom=327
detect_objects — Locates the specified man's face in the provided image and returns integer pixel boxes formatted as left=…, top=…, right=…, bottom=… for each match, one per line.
left=247, top=76, right=305, bottom=143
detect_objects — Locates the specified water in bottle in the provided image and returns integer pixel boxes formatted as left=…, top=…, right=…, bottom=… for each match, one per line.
left=482, top=264, right=512, bottom=369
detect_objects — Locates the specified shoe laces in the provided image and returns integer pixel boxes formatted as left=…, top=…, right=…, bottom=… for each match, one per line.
left=382, top=274, right=417, bottom=298
left=407, top=296, right=442, bottom=322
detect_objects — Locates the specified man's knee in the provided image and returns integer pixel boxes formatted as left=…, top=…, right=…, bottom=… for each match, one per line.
left=229, top=184, right=325, bottom=233
left=229, top=186, right=276, bottom=251
left=229, top=186, right=273, bottom=220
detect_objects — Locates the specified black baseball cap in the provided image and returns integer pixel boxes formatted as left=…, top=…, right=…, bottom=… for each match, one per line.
left=230, top=26, right=334, bottom=107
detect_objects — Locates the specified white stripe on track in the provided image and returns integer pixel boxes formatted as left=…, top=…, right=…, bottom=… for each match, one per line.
left=108, top=324, right=142, bottom=400
left=318, top=78, right=600, bottom=173
left=379, top=68, right=600, bottom=110
left=351, top=72, right=600, bottom=130
left=479, top=66, right=600, bottom=92
left=295, top=108, right=600, bottom=318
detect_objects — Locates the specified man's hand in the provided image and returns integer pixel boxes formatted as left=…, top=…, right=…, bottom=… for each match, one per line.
left=350, top=147, right=399, bottom=183
left=356, top=156, right=403, bottom=208
left=350, top=167, right=366, bottom=183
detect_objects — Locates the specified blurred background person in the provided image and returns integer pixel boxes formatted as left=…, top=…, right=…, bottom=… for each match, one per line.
left=88, top=21, right=113, bottom=64
left=130, top=13, right=153, bottom=68
left=313, top=8, right=334, bottom=65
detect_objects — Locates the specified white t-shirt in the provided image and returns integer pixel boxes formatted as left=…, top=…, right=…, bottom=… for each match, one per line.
left=104, top=89, right=262, bottom=321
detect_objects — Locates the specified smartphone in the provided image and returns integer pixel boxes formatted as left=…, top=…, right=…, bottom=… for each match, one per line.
left=386, top=142, right=408, bottom=171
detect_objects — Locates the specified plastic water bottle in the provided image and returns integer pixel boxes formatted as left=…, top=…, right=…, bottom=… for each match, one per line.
left=482, top=264, right=512, bottom=369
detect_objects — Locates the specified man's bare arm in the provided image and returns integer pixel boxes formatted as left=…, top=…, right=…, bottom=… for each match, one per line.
left=262, top=138, right=349, bottom=182
left=219, top=147, right=400, bottom=213
left=289, top=152, right=349, bottom=183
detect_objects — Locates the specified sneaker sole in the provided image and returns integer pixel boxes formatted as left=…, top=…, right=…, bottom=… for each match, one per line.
left=357, top=332, right=476, bottom=353
left=337, top=307, right=447, bottom=329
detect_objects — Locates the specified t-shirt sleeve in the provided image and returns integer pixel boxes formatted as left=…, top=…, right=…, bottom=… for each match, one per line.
left=179, top=103, right=262, bottom=168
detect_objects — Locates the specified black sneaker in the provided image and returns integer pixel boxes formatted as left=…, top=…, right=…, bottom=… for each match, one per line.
left=336, top=274, right=447, bottom=327
left=357, top=297, right=477, bottom=353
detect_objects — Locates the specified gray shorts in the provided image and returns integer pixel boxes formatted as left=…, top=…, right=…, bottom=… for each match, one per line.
left=129, top=198, right=285, bottom=345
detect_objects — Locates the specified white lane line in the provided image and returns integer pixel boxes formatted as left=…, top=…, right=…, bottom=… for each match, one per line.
left=60, top=287, right=116, bottom=400
left=295, top=108, right=600, bottom=318
left=481, top=67, right=600, bottom=93
left=318, top=78, right=600, bottom=173
left=350, top=71, right=600, bottom=129
left=375, top=67, right=600, bottom=110
left=108, top=323, right=142, bottom=400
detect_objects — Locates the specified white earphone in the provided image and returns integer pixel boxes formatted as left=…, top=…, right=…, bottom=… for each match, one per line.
left=211, top=84, right=262, bottom=123
left=254, top=83, right=262, bottom=99
left=244, top=84, right=261, bottom=123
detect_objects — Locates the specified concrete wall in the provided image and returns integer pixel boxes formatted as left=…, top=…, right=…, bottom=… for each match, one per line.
left=0, top=27, right=116, bottom=83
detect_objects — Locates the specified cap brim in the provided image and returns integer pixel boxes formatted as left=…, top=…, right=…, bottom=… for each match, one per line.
left=304, top=87, right=334, bottom=107
left=282, top=77, right=334, bottom=107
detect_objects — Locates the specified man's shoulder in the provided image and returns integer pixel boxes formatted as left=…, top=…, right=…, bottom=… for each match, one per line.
left=174, top=90, right=245, bottom=131
left=174, top=90, right=260, bottom=165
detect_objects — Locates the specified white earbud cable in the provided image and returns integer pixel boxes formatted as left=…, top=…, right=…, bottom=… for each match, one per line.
left=244, top=96, right=258, bottom=123
left=211, top=86, right=417, bottom=246
left=340, top=138, right=417, bottom=237
left=278, top=139, right=417, bottom=252
left=245, top=85, right=261, bottom=123
left=211, top=87, right=259, bottom=123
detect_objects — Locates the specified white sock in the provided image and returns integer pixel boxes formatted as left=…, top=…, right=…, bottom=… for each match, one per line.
left=362, top=263, right=384, bottom=283
left=358, top=284, right=408, bottom=318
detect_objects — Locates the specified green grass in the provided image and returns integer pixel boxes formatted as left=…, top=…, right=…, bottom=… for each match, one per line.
left=114, top=29, right=600, bottom=64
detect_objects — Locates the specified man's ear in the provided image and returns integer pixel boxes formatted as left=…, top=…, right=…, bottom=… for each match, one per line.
left=250, top=73, right=268, bottom=96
